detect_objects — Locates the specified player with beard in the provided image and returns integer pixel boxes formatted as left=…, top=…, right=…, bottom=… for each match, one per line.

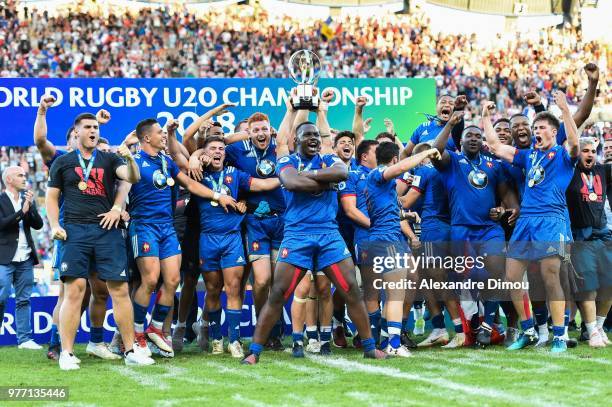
left=242, top=120, right=387, bottom=364
left=223, top=112, right=287, bottom=350
left=484, top=91, right=579, bottom=353
left=401, top=94, right=468, bottom=157
left=566, top=137, right=611, bottom=347
left=128, top=118, right=238, bottom=357
left=196, top=136, right=279, bottom=358
left=46, top=113, right=153, bottom=369
left=34, top=98, right=126, bottom=361
left=432, top=110, right=520, bottom=348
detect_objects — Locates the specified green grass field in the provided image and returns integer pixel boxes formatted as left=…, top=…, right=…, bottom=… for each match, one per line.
left=1, top=337, right=610, bottom=407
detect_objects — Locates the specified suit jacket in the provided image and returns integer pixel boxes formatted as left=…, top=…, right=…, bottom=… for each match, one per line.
left=0, top=192, right=44, bottom=265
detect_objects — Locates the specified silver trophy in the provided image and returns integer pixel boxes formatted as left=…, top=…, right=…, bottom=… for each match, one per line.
left=288, top=50, right=322, bottom=110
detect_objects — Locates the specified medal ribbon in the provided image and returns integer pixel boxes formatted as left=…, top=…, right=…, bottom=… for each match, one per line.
left=160, top=154, right=169, bottom=178
left=77, top=149, right=97, bottom=185
left=528, top=149, right=547, bottom=182
left=464, top=153, right=482, bottom=175
left=209, top=169, right=225, bottom=193
left=249, top=140, right=270, bottom=170
left=581, top=172, right=594, bottom=193
left=296, top=153, right=319, bottom=173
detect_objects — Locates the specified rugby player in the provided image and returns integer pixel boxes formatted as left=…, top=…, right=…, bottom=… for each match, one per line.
left=484, top=91, right=579, bottom=353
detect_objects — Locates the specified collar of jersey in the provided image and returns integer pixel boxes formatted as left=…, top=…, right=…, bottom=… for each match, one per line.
left=140, top=150, right=161, bottom=161
left=358, top=164, right=372, bottom=174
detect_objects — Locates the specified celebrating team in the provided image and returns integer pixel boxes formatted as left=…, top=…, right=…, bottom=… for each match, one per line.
left=35, top=63, right=610, bottom=369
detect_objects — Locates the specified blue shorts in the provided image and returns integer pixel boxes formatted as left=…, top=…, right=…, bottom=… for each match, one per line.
left=360, top=237, right=411, bottom=274
left=245, top=214, right=284, bottom=256
left=421, top=220, right=451, bottom=259
left=508, top=216, right=569, bottom=260
left=277, top=231, right=351, bottom=271
left=60, top=224, right=128, bottom=282
left=129, top=221, right=181, bottom=260
left=354, top=240, right=368, bottom=266
left=451, top=224, right=506, bottom=257
left=200, top=232, right=246, bottom=272
left=571, top=228, right=612, bottom=292
left=339, top=221, right=356, bottom=259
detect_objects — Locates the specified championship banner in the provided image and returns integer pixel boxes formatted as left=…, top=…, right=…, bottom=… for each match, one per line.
left=0, top=291, right=293, bottom=346
left=0, top=78, right=435, bottom=146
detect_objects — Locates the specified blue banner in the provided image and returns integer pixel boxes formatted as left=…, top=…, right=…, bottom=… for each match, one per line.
left=0, top=78, right=435, bottom=146
left=0, top=291, right=293, bottom=346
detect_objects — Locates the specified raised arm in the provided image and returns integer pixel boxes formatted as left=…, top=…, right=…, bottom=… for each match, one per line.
left=572, top=63, right=599, bottom=128
left=276, top=90, right=298, bottom=158
left=481, top=101, right=516, bottom=162
left=316, top=89, right=334, bottom=155
left=183, top=103, right=234, bottom=154
left=383, top=148, right=440, bottom=181
left=34, top=95, right=58, bottom=163
left=352, top=96, right=367, bottom=146
left=553, top=90, right=579, bottom=158
left=115, top=144, right=141, bottom=184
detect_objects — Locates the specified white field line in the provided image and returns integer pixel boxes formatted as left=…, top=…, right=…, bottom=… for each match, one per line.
left=233, top=394, right=280, bottom=407
left=415, top=351, right=560, bottom=374
left=110, top=365, right=170, bottom=390
left=154, top=397, right=208, bottom=407
left=309, top=355, right=560, bottom=407
left=286, top=393, right=317, bottom=407
left=345, top=391, right=390, bottom=407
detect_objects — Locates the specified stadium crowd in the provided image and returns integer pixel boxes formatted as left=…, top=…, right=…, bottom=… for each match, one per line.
left=0, top=0, right=610, bottom=372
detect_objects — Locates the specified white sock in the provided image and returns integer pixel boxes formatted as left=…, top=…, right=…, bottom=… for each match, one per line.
left=585, top=321, right=597, bottom=338
left=151, top=319, right=163, bottom=330
left=332, top=317, right=342, bottom=328
left=596, top=316, right=605, bottom=329
left=134, top=323, right=144, bottom=333
left=176, top=321, right=186, bottom=329
left=538, top=324, right=548, bottom=336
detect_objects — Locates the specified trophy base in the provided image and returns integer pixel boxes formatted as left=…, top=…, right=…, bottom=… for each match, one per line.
left=291, top=84, right=319, bottom=111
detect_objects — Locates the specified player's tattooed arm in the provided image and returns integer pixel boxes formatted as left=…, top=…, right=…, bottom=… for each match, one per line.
left=481, top=102, right=516, bottom=162
left=553, top=90, right=579, bottom=158
left=340, top=196, right=370, bottom=229
left=384, top=149, right=440, bottom=181
left=183, top=103, right=235, bottom=154
left=280, top=166, right=327, bottom=193
left=34, top=95, right=58, bottom=162
left=303, top=161, right=348, bottom=183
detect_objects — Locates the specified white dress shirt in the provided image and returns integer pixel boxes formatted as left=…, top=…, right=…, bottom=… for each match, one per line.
left=6, top=191, right=32, bottom=262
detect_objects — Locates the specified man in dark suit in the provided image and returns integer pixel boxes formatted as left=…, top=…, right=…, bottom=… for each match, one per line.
left=0, top=166, right=44, bottom=349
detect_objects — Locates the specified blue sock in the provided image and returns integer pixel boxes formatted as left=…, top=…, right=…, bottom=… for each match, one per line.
left=306, top=326, right=318, bottom=341
left=90, top=326, right=104, bottom=344
left=380, top=318, right=389, bottom=348
left=271, top=319, right=282, bottom=338
left=368, top=310, right=381, bottom=344
left=432, top=313, right=445, bottom=329
left=208, top=308, right=222, bottom=340
left=50, top=324, right=60, bottom=347
left=226, top=309, right=242, bottom=343
left=552, top=325, right=565, bottom=338
left=249, top=342, right=263, bottom=356
left=520, top=318, right=534, bottom=332
left=151, top=304, right=171, bottom=326
left=320, top=326, right=332, bottom=344
left=362, top=337, right=375, bottom=352
left=533, top=305, right=548, bottom=327
left=292, top=332, right=303, bottom=344
left=483, top=301, right=498, bottom=327
left=133, top=301, right=148, bottom=328
left=388, top=321, right=402, bottom=349
left=402, top=318, right=410, bottom=332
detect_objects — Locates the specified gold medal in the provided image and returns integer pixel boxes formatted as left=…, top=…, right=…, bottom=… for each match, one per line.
left=528, top=179, right=535, bottom=188
left=78, top=181, right=88, bottom=191
left=166, top=177, right=175, bottom=187
left=589, top=192, right=597, bottom=201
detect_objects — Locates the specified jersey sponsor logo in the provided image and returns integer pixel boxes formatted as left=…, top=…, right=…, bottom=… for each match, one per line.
left=142, top=242, right=150, bottom=253
left=281, top=248, right=289, bottom=258
left=468, top=170, right=488, bottom=189
left=152, top=169, right=171, bottom=190
left=529, top=165, right=545, bottom=186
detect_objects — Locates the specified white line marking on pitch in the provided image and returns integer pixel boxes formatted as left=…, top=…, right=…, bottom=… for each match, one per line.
left=233, top=394, right=280, bottom=407
left=110, top=366, right=170, bottom=390
left=154, top=397, right=208, bottom=407
left=309, top=356, right=560, bottom=407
